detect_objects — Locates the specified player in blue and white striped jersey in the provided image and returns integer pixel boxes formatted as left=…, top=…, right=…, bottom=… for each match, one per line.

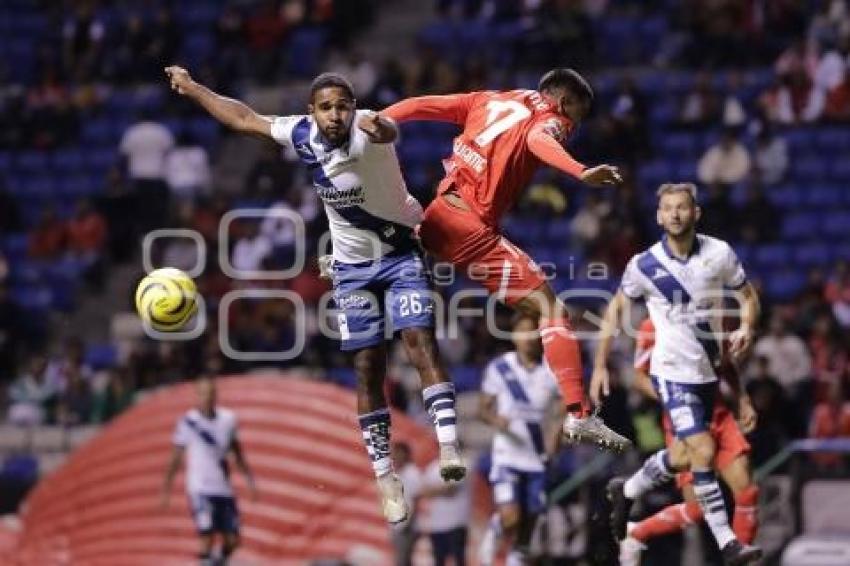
left=478, top=314, right=562, bottom=566
left=165, top=66, right=464, bottom=525
left=590, top=183, right=762, bottom=565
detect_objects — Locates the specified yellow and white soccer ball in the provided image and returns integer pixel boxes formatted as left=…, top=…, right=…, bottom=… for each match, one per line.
left=135, top=268, right=198, bottom=332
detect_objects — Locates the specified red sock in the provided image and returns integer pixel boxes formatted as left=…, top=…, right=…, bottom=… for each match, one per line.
left=732, top=486, right=759, bottom=544
left=540, top=318, right=587, bottom=415
left=632, top=501, right=703, bottom=543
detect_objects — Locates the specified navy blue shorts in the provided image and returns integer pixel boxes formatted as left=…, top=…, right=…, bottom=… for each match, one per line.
left=652, top=376, right=718, bottom=439
left=490, top=467, right=547, bottom=516
left=332, top=251, right=435, bottom=351
left=189, top=494, right=240, bottom=535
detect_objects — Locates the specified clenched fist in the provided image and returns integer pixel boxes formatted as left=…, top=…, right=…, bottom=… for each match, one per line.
left=164, top=65, right=194, bottom=96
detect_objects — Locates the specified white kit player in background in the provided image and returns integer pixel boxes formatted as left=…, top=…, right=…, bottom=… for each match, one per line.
left=162, top=378, right=256, bottom=566
left=591, top=183, right=762, bottom=566
left=478, top=314, right=564, bottom=566
left=164, top=66, right=465, bottom=526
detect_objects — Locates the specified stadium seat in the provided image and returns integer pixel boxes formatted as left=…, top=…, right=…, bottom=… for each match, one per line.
left=824, top=211, right=850, bottom=236
left=14, top=151, right=47, bottom=173
left=829, top=160, right=850, bottom=183
left=815, top=128, right=850, bottom=152
left=784, top=129, right=816, bottom=153
left=834, top=243, right=850, bottom=262
left=791, top=155, right=828, bottom=182
left=768, top=184, right=803, bottom=208
left=782, top=212, right=820, bottom=239
left=285, top=29, right=327, bottom=77
left=50, top=149, right=85, bottom=174
left=2, top=233, right=29, bottom=262
left=84, top=344, right=118, bottom=370
left=547, top=219, right=572, bottom=241
left=764, top=270, right=806, bottom=302
left=182, top=33, right=215, bottom=66
left=660, top=132, right=699, bottom=159
left=793, top=243, right=831, bottom=266
left=755, top=244, right=791, bottom=268
left=805, top=185, right=842, bottom=206
left=85, top=148, right=118, bottom=175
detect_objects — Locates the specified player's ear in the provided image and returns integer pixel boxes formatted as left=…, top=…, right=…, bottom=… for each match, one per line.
left=307, top=102, right=315, bottom=115
left=656, top=208, right=663, bottom=227
left=694, top=205, right=702, bottom=223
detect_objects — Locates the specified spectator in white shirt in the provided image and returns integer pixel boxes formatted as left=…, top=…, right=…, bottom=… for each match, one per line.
left=698, top=128, right=751, bottom=186
left=753, top=316, right=813, bottom=394
left=231, top=220, right=272, bottom=275
left=119, top=112, right=175, bottom=230
left=165, top=132, right=211, bottom=201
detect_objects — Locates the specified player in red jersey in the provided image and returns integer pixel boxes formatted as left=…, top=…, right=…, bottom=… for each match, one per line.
left=615, top=318, right=760, bottom=565
left=363, top=69, right=629, bottom=451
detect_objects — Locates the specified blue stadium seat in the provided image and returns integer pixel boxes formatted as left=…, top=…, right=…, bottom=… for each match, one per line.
left=823, top=211, right=850, bottom=236
left=15, top=151, right=47, bottom=172
left=829, top=159, right=850, bottom=183
left=791, top=155, right=828, bottom=182
left=419, top=22, right=457, bottom=51
left=637, top=160, right=673, bottom=190
left=660, top=132, right=699, bottom=159
left=834, top=242, right=850, bottom=262
left=182, top=33, right=215, bottom=66
left=86, top=148, right=118, bottom=174
left=783, top=129, right=816, bottom=153
left=81, top=119, right=112, bottom=145
left=0, top=151, right=11, bottom=174
left=186, top=118, right=219, bottom=147
left=782, top=212, right=820, bottom=239
left=547, top=219, right=572, bottom=241
left=640, top=18, right=667, bottom=60
left=805, top=186, right=842, bottom=207
left=286, top=29, right=327, bottom=77
left=767, top=184, right=802, bottom=208
left=10, top=286, right=52, bottom=310
left=178, top=3, right=220, bottom=27
left=754, top=244, right=791, bottom=268
left=50, top=149, right=85, bottom=174
left=85, top=344, right=118, bottom=370
left=2, top=233, right=29, bottom=262
left=793, top=242, right=831, bottom=266
left=815, top=128, right=850, bottom=152
left=764, top=270, right=806, bottom=302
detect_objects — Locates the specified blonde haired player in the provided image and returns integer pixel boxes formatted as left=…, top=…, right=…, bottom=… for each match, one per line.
left=591, top=183, right=762, bottom=565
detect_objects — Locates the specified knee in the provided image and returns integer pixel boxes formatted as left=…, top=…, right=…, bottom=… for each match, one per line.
left=685, top=436, right=716, bottom=467
left=667, top=443, right=690, bottom=471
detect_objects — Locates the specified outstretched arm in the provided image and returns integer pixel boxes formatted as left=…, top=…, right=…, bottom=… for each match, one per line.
left=165, top=65, right=273, bottom=138
left=527, top=124, right=622, bottom=187
left=590, top=290, right=630, bottom=405
left=381, top=93, right=477, bottom=125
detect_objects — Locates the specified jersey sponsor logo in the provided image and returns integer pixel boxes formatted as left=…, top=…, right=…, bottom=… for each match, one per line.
left=453, top=139, right=487, bottom=174
left=670, top=405, right=696, bottom=432
left=335, top=292, right=371, bottom=310
left=316, top=185, right=365, bottom=208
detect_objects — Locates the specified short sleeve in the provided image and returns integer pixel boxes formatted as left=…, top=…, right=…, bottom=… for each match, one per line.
left=481, top=362, right=501, bottom=396
left=620, top=255, right=646, bottom=300
left=172, top=417, right=189, bottom=447
left=720, top=243, right=747, bottom=289
left=269, top=115, right=306, bottom=150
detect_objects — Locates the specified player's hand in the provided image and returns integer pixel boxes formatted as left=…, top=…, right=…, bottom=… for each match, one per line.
left=580, top=164, right=623, bottom=187
left=164, top=65, right=194, bottom=96
left=738, top=395, right=758, bottom=434
left=589, top=366, right=611, bottom=406
left=357, top=112, right=397, bottom=144
left=728, top=326, right=754, bottom=362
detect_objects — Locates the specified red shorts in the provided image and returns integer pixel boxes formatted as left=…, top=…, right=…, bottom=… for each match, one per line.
left=662, top=402, right=751, bottom=488
left=418, top=190, right=546, bottom=306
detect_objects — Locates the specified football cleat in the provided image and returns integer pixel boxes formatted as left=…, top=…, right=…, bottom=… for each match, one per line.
left=562, top=412, right=632, bottom=453
left=376, top=472, right=409, bottom=524
left=438, top=442, right=466, bottom=482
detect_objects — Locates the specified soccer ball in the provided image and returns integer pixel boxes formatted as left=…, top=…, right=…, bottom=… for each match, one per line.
left=135, top=268, right=198, bottom=332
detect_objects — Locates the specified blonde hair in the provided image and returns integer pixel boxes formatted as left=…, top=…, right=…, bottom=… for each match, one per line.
left=656, top=182, right=698, bottom=204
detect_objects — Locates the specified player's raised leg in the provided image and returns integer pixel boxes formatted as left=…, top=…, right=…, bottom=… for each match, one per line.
left=515, top=283, right=631, bottom=452
left=399, top=326, right=465, bottom=480
left=354, top=343, right=408, bottom=523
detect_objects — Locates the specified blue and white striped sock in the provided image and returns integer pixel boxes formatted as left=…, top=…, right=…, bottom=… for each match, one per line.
left=692, top=468, right=736, bottom=549
left=422, top=382, right=458, bottom=445
left=624, top=449, right=674, bottom=499
left=358, top=408, right=393, bottom=477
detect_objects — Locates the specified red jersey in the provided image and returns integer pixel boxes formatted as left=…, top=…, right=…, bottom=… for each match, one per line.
left=384, top=90, right=583, bottom=226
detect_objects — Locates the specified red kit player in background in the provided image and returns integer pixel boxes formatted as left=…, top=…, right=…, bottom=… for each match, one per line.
left=362, top=68, right=630, bottom=450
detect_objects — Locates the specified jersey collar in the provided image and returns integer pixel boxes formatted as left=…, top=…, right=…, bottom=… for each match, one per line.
left=661, top=234, right=701, bottom=264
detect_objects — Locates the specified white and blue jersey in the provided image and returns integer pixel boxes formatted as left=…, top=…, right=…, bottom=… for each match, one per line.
left=270, top=110, right=423, bottom=264
left=482, top=352, right=559, bottom=513
left=270, top=110, right=434, bottom=351
left=173, top=408, right=240, bottom=534
left=620, top=234, right=747, bottom=385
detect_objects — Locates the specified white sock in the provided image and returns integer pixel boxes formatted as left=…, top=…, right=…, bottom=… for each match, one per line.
left=423, top=382, right=458, bottom=444
left=692, top=468, right=736, bottom=549
left=623, top=449, right=674, bottom=499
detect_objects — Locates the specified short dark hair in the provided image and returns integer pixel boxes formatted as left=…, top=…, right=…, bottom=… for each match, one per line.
left=310, top=72, right=355, bottom=101
left=538, top=68, right=594, bottom=107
